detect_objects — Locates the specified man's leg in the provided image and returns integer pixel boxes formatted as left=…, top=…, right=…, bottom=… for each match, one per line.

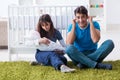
left=65, top=45, right=97, bottom=68
left=87, top=39, right=114, bottom=62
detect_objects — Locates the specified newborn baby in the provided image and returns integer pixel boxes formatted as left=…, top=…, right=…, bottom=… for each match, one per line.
left=24, top=30, right=65, bottom=51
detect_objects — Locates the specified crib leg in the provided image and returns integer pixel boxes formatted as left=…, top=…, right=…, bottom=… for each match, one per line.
left=8, top=50, right=12, bottom=61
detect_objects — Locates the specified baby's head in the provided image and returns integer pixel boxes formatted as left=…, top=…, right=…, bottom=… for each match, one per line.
left=24, top=30, right=41, bottom=46
left=25, top=30, right=40, bottom=40
left=29, top=30, right=40, bottom=40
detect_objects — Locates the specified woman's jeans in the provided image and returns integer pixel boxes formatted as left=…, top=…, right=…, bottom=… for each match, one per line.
left=65, top=39, right=114, bottom=68
left=35, top=49, right=67, bottom=70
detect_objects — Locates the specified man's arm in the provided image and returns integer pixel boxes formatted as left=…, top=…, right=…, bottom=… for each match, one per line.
left=66, top=19, right=76, bottom=44
left=89, top=16, right=100, bottom=43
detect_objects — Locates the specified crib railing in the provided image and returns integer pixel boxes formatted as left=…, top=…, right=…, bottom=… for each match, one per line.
left=8, top=5, right=77, bottom=60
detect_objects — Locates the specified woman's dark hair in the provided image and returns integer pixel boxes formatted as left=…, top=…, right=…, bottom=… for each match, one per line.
left=36, top=14, right=55, bottom=38
left=74, top=6, right=88, bottom=16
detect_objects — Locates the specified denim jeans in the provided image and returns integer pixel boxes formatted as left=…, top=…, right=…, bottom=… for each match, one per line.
left=35, top=49, right=67, bottom=70
left=65, top=39, right=114, bottom=68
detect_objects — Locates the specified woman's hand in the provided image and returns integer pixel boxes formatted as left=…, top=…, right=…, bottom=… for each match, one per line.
left=53, top=49, right=65, bottom=55
left=39, top=37, right=50, bottom=45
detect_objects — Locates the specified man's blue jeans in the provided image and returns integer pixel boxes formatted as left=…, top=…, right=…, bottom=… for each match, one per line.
left=65, top=39, right=114, bottom=68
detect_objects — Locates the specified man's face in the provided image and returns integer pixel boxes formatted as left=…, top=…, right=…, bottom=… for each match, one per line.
left=75, top=13, right=88, bottom=28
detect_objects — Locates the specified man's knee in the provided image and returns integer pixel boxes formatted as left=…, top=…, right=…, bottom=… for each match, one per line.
left=105, top=39, right=115, bottom=49
left=65, top=44, right=77, bottom=55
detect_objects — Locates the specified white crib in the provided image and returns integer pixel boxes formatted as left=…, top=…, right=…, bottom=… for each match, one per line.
left=8, top=5, right=77, bottom=61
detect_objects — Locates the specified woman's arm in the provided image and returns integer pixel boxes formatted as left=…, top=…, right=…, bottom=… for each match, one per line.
left=38, top=37, right=50, bottom=45
left=59, top=39, right=66, bottom=47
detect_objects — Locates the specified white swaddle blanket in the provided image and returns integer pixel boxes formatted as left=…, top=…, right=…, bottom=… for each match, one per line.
left=24, top=30, right=65, bottom=51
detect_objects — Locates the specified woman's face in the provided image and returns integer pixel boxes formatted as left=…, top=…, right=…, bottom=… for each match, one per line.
left=41, top=22, right=51, bottom=32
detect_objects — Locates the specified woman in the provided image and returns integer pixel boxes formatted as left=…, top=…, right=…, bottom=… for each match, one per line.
left=31, top=14, right=75, bottom=73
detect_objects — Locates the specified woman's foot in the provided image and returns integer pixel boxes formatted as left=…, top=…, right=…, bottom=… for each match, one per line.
left=30, top=61, right=43, bottom=66
left=60, top=65, right=76, bottom=73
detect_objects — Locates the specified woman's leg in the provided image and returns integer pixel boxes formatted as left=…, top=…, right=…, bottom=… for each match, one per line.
left=35, top=49, right=62, bottom=68
left=35, top=49, right=64, bottom=70
left=35, top=49, right=51, bottom=66
left=35, top=49, right=75, bottom=72
left=49, top=52, right=65, bottom=70
left=58, top=55, right=67, bottom=65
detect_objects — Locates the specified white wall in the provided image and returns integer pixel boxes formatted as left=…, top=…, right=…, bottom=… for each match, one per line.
left=0, top=0, right=88, bottom=17
left=19, top=0, right=35, bottom=5
left=36, top=0, right=88, bottom=6
left=1, top=0, right=120, bottom=25
left=0, top=0, right=18, bottom=18
left=104, top=0, right=120, bottom=30
left=105, top=0, right=120, bottom=24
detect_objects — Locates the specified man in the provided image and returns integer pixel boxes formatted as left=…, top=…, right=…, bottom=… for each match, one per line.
left=65, top=6, right=114, bottom=70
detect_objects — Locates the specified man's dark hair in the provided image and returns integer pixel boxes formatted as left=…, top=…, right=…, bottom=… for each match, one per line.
left=74, top=6, right=88, bottom=16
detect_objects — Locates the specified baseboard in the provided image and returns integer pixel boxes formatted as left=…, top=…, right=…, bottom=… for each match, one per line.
left=0, top=46, right=8, bottom=49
